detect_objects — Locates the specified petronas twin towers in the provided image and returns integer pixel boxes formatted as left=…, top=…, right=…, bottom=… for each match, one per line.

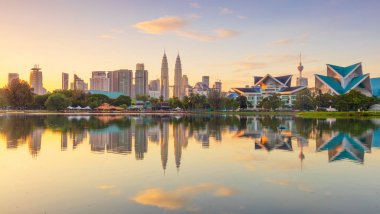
left=160, top=52, right=184, bottom=100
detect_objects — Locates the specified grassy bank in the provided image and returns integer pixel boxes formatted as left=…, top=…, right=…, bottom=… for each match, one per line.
left=297, top=111, right=380, bottom=118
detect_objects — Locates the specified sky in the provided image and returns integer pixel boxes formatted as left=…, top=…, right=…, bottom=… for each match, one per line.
left=1, top=0, right=380, bottom=91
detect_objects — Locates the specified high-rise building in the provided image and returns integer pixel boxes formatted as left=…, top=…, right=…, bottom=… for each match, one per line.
left=182, top=75, right=188, bottom=96
left=108, top=69, right=133, bottom=97
left=149, top=79, right=160, bottom=91
left=8, top=73, right=19, bottom=85
left=149, top=79, right=161, bottom=99
left=62, top=72, right=69, bottom=90
left=90, top=71, right=110, bottom=91
left=296, top=54, right=308, bottom=87
left=29, top=65, right=46, bottom=95
left=213, top=80, right=222, bottom=92
left=161, top=52, right=169, bottom=100
left=174, top=53, right=183, bottom=99
left=202, top=76, right=210, bottom=88
left=70, top=74, right=88, bottom=91
left=135, top=63, right=148, bottom=96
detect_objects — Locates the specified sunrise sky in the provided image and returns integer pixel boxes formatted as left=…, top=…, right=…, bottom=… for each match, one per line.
left=1, top=0, right=380, bottom=91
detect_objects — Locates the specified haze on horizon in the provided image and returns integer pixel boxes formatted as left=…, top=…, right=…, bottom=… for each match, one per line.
left=1, top=0, right=379, bottom=91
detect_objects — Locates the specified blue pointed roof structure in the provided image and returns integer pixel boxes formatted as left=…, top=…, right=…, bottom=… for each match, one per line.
left=315, top=73, right=371, bottom=95
left=328, top=62, right=361, bottom=78
left=371, top=78, right=380, bottom=97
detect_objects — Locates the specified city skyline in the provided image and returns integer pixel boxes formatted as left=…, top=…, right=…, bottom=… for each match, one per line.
left=1, top=0, right=380, bottom=91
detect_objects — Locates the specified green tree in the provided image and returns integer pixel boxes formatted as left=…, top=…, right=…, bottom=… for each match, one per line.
left=236, top=95, right=248, bottom=109
left=208, top=90, right=222, bottom=110
left=33, top=93, right=51, bottom=109
left=45, top=93, right=71, bottom=111
left=87, top=94, right=110, bottom=108
left=258, top=94, right=283, bottom=110
left=136, top=94, right=149, bottom=102
left=112, top=95, right=131, bottom=106
left=168, top=97, right=183, bottom=109
left=0, top=89, right=8, bottom=108
left=5, top=79, right=33, bottom=108
left=294, top=88, right=315, bottom=111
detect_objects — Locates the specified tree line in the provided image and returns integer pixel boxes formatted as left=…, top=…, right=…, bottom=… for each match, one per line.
left=0, top=79, right=239, bottom=111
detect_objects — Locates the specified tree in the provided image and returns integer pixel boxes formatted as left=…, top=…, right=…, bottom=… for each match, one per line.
left=33, top=93, right=51, bottom=109
left=294, top=88, right=315, bottom=111
left=333, top=90, right=376, bottom=111
left=5, top=79, right=33, bottom=108
left=87, top=94, right=110, bottom=108
left=45, top=93, right=71, bottom=111
left=258, top=94, right=283, bottom=110
left=112, top=95, right=131, bottom=106
left=136, top=94, right=149, bottom=102
left=223, top=97, right=239, bottom=110
left=168, top=97, right=183, bottom=109
left=236, top=95, right=248, bottom=109
left=208, top=90, right=222, bottom=110
left=0, top=89, right=8, bottom=108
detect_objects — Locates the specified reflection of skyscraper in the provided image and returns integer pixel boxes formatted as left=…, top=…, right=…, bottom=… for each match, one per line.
left=61, top=131, right=68, bottom=151
left=173, top=123, right=183, bottom=169
left=135, top=125, right=148, bottom=160
left=28, top=128, right=43, bottom=157
left=107, top=128, right=133, bottom=154
left=160, top=121, right=169, bottom=172
left=71, top=131, right=87, bottom=149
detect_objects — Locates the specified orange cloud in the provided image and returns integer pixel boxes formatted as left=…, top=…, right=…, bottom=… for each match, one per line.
left=132, top=183, right=237, bottom=210
left=134, top=16, right=238, bottom=42
left=134, top=16, right=187, bottom=34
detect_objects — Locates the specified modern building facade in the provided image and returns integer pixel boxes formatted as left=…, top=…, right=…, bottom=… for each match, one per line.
left=135, top=63, right=148, bottom=96
left=62, top=72, right=69, bottom=90
left=232, top=74, right=305, bottom=108
left=71, top=74, right=88, bottom=91
left=174, top=54, right=183, bottom=99
left=213, top=80, right=222, bottom=92
left=149, top=79, right=161, bottom=99
left=108, top=69, right=133, bottom=97
left=315, top=63, right=373, bottom=96
left=182, top=75, right=189, bottom=96
left=90, top=71, right=110, bottom=91
left=202, top=76, right=210, bottom=88
left=8, top=73, right=19, bottom=85
left=371, top=78, right=380, bottom=97
left=161, top=52, right=169, bottom=100
left=29, top=65, right=46, bottom=95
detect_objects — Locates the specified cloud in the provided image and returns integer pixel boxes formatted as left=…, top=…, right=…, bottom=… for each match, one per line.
left=220, top=7, right=234, bottom=15
left=132, top=183, right=237, bottom=210
left=134, top=16, right=239, bottom=42
left=97, top=185, right=115, bottom=190
left=190, top=2, right=200, bottom=8
left=96, top=34, right=114, bottom=39
left=272, top=33, right=310, bottom=45
left=134, top=16, right=188, bottom=34
left=237, top=15, right=247, bottom=20
left=178, top=28, right=239, bottom=42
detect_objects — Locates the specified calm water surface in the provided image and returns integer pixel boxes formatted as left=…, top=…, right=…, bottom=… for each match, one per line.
left=1, top=114, right=380, bottom=214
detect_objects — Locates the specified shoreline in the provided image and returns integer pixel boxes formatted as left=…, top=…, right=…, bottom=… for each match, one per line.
left=1, top=110, right=380, bottom=118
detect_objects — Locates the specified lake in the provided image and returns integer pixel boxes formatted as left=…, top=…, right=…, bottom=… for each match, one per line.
left=1, top=114, right=380, bottom=214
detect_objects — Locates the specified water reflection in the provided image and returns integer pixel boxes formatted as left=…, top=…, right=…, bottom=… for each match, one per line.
left=1, top=115, right=380, bottom=167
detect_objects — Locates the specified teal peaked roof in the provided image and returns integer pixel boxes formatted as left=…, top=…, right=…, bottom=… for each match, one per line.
left=315, top=74, right=368, bottom=95
left=328, top=63, right=361, bottom=77
left=371, top=78, right=380, bottom=97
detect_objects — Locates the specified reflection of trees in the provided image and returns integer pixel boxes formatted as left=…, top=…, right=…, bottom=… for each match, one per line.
left=0, top=116, right=41, bottom=148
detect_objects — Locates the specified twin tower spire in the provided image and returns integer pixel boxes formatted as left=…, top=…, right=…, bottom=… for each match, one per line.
left=161, top=51, right=183, bottom=100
